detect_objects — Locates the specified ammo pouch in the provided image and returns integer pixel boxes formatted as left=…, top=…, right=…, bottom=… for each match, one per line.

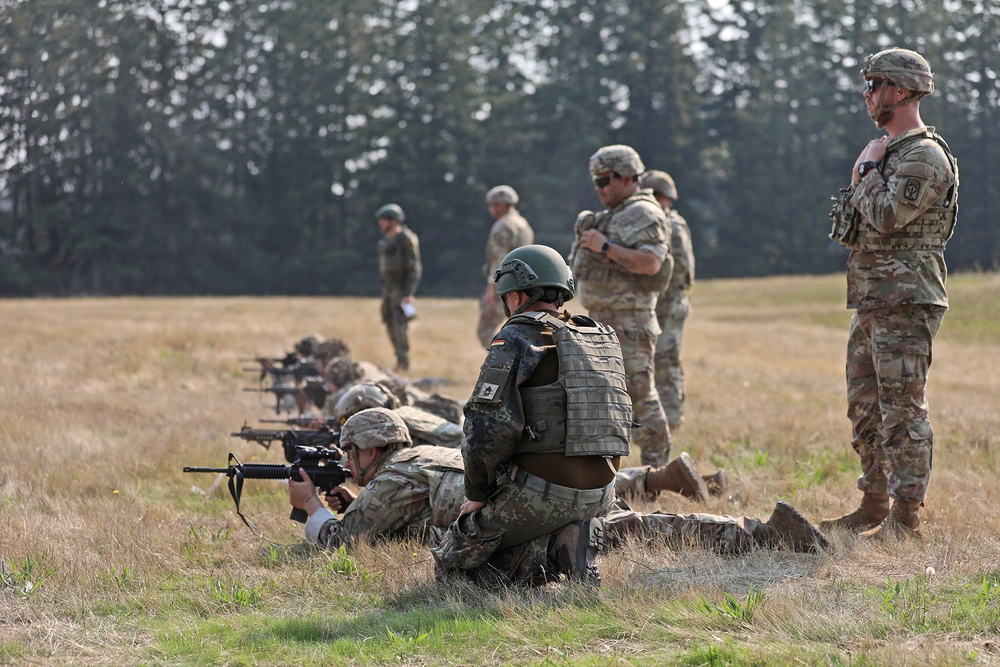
left=828, top=186, right=860, bottom=248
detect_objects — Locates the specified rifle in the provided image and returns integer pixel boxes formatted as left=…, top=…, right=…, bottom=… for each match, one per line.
left=259, top=416, right=341, bottom=429
left=231, top=424, right=341, bottom=463
left=239, top=352, right=301, bottom=368
left=243, top=359, right=322, bottom=386
left=244, top=379, right=330, bottom=414
left=183, top=447, right=349, bottom=528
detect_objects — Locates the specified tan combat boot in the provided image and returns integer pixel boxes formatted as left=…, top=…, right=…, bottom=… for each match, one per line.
left=859, top=499, right=922, bottom=540
left=549, top=518, right=605, bottom=586
left=702, top=470, right=727, bottom=497
left=818, top=492, right=890, bottom=533
left=754, top=501, right=830, bottom=553
left=644, top=452, right=710, bottom=502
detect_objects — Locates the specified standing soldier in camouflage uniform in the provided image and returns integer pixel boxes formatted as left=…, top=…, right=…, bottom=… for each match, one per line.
left=432, top=245, right=629, bottom=584
left=821, top=48, right=959, bottom=539
left=641, top=170, right=695, bottom=433
left=289, top=408, right=466, bottom=548
left=477, top=185, right=535, bottom=348
left=376, top=203, right=422, bottom=373
left=569, top=145, right=673, bottom=467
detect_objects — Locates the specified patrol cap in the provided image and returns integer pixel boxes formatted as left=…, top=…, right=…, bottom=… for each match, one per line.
left=485, top=185, right=519, bottom=205
left=640, top=170, right=679, bottom=201
left=341, top=407, right=411, bottom=451
left=589, top=145, right=645, bottom=178
left=375, top=203, right=405, bottom=222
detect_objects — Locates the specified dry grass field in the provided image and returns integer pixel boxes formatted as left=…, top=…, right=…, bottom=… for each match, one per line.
left=1, top=273, right=999, bottom=666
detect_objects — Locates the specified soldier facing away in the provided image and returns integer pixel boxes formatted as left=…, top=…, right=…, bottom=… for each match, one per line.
left=568, top=145, right=674, bottom=467
left=477, top=185, right=535, bottom=348
left=375, top=203, right=422, bottom=373
left=821, top=48, right=959, bottom=539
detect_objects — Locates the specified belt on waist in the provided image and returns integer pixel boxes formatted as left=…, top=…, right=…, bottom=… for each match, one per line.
left=508, top=464, right=614, bottom=506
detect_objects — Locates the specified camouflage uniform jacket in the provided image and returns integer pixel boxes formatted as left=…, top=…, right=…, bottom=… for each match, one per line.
left=571, top=192, right=670, bottom=314
left=378, top=225, right=422, bottom=298
left=463, top=310, right=582, bottom=502
left=304, top=445, right=465, bottom=549
left=847, top=127, right=958, bottom=311
left=657, top=209, right=694, bottom=317
left=483, top=209, right=535, bottom=278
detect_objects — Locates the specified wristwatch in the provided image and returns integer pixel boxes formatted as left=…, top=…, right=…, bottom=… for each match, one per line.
left=600, top=239, right=615, bottom=254
left=858, top=160, right=879, bottom=177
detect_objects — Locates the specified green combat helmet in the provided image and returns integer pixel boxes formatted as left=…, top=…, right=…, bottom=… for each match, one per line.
left=375, top=203, right=405, bottom=222
left=485, top=185, right=519, bottom=205
left=589, top=144, right=645, bottom=178
left=333, top=383, right=399, bottom=423
left=494, top=244, right=575, bottom=316
left=640, top=170, right=679, bottom=201
left=341, top=407, right=411, bottom=451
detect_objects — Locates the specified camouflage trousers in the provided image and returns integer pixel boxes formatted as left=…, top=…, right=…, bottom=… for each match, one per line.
left=476, top=288, right=506, bottom=349
left=601, top=506, right=761, bottom=555
left=589, top=308, right=671, bottom=466
left=846, top=304, right=945, bottom=502
left=655, top=291, right=690, bottom=428
left=431, top=464, right=615, bottom=583
left=381, top=294, right=410, bottom=369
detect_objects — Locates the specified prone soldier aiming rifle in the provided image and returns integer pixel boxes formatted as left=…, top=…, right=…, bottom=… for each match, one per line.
left=183, top=446, right=350, bottom=530
left=231, top=424, right=341, bottom=463
left=243, top=377, right=330, bottom=415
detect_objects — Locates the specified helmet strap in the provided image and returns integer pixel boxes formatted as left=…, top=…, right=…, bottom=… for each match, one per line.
left=351, top=447, right=391, bottom=485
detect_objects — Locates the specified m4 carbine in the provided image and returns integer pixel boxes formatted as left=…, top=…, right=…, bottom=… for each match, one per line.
left=183, top=446, right=349, bottom=528
left=231, top=424, right=340, bottom=463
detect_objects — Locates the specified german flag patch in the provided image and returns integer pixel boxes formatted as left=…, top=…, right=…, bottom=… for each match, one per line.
left=490, top=338, right=506, bottom=347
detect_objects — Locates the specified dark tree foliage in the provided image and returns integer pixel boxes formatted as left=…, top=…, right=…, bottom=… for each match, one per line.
left=0, top=0, right=997, bottom=296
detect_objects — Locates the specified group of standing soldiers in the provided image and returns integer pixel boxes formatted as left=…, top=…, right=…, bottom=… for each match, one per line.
left=289, top=46, right=958, bottom=586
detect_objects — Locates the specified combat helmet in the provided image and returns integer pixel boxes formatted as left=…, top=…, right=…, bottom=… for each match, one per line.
left=641, top=170, right=679, bottom=201
left=494, top=244, right=574, bottom=316
left=375, top=203, right=405, bottom=222
left=589, top=145, right=645, bottom=179
left=294, top=335, right=321, bottom=357
left=340, top=407, right=411, bottom=451
left=333, top=382, right=399, bottom=423
left=485, top=185, right=519, bottom=205
left=861, top=48, right=934, bottom=97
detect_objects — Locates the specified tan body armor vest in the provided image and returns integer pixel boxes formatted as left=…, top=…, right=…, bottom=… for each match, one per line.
left=512, top=312, right=632, bottom=458
left=572, top=191, right=671, bottom=294
left=851, top=129, right=958, bottom=252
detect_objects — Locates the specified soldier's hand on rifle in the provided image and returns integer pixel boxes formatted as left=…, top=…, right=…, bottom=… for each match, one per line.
left=324, top=485, right=357, bottom=513
left=288, top=468, right=324, bottom=517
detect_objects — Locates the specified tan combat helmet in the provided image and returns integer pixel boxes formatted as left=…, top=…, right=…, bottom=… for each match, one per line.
left=861, top=48, right=934, bottom=126
left=589, top=145, right=645, bottom=178
left=333, top=383, right=398, bottom=423
left=485, top=185, right=519, bottom=205
left=640, top=170, right=679, bottom=201
left=341, top=407, right=411, bottom=451
left=861, top=48, right=934, bottom=97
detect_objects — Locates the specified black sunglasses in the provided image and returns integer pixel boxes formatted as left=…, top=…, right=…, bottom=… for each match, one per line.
left=592, top=174, right=615, bottom=188
left=864, top=78, right=892, bottom=94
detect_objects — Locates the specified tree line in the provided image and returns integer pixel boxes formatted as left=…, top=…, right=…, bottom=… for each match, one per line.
left=1, top=0, right=997, bottom=297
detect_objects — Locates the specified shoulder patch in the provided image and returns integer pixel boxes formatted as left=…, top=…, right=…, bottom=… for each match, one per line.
left=903, top=179, right=922, bottom=202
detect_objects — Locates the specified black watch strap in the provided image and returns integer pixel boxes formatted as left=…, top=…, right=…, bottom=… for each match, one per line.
left=858, top=160, right=879, bottom=176
left=601, top=239, right=615, bottom=254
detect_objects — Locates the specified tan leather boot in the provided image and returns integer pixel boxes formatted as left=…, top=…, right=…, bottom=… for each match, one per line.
left=754, top=501, right=830, bottom=553
left=818, top=492, right=890, bottom=533
left=702, top=470, right=727, bottom=497
left=859, top=499, right=922, bottom=539
left=644, top=452, right=709, bottom=502
left=549, top=518, right=605, bottom=585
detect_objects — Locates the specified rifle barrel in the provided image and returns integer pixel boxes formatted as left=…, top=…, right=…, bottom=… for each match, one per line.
left=183, top=466, right=231, bottom=474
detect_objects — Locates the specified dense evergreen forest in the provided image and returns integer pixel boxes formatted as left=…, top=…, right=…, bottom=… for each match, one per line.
left=0, top=0, right=997, bottom=296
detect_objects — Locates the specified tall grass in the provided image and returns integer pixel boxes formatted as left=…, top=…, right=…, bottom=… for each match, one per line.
left=1, top=274, right=999, bottom=665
